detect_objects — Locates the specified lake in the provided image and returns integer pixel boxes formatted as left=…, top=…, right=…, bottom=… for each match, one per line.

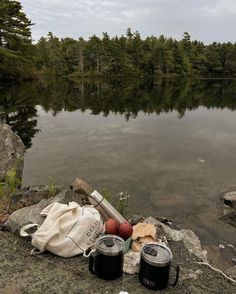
left=1, top=78, right=236, bottom=250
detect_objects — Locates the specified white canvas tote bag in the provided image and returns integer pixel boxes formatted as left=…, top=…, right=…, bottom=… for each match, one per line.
left=20, top=201, right=103, bottom=257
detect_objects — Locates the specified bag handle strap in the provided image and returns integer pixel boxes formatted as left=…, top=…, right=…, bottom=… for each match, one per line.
left=30, top=248, right=44, bottom=255
left=20, top=224, right=40, bottom=237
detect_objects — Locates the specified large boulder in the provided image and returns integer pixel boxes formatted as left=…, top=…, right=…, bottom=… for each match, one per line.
left=4, top=190, right=82, bottom=233
left=0, top=123, right=25, bottom=182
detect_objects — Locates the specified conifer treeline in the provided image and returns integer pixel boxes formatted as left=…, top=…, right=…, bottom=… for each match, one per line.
left=35, top=30, right=236, bottom=79
left=0, top=0, right=236, bottom=80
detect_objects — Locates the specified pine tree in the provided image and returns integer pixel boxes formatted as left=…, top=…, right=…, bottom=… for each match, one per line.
left=0, top=0, right=34, bottom=80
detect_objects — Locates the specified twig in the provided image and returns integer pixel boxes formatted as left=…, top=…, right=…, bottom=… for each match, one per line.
left=0, top=231, right=81, bottom=275
left=196, top=261, right=236, bottom=284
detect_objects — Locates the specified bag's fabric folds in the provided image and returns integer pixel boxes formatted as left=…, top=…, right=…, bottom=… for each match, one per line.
left=20, top=202, right=103, bottom=257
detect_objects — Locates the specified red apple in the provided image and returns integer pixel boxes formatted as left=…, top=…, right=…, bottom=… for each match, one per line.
left=118, top=221, right=133, bottom=240
left=105, top=218, right=119, bottom=235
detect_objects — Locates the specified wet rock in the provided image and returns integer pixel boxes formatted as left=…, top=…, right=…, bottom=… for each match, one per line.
left=4, top=190, right=80, bottom=233
left=130, top=214, right=144, bottom=225
left=221, top=191, right=236, bottom=209
left=10, top=185, right=62, bottom=209
left=144, top=216, right=208, bottom=262
left=70, top=177, right=93, bottom=195
left=218, top=192, right=236, bottom=228
left=155, top=216, right=172, bottom=225
left=0, top=123, right=25, bottom=182
left=218, top=205, right=236, bottom=228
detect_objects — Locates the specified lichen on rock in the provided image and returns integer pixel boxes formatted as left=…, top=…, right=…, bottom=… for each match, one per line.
left=0, top=123, right=25, bottom=182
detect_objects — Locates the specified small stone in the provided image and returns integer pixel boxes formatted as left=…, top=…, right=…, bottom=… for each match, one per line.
left=198, top=159, right=206, bottom=163
left=221, top=191, right=236, bottom=209
left=130, top=214, right=144, bottom=225
left=218, top=244, right=225, bottom=249
left=225, top=266, right=236, bottom=279
left=232, top=258, right=236, bottom=265
left=155, top=216, right=172, bottom=225
left=195, top=270, right=203, bottom=275
left=227, top=243, right=234, bottom=248
left=70, top=177, right=93, bottom=196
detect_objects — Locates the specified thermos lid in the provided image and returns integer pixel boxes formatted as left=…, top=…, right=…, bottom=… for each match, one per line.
left=141, top=243, right=173, bottom=267
left=96, top=235, right=125, bottom=256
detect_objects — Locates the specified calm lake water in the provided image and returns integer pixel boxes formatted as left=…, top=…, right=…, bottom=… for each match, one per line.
left=1, top=78, right=236, bottom=249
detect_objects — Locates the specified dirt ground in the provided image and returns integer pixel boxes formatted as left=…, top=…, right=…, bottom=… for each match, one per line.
left=0, top=231, right=235, bottom=294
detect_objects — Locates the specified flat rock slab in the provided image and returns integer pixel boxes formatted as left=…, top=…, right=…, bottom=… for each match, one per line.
left=0, top=231, right=235, bottom=294
left=0, top=123, right=25, bottom=182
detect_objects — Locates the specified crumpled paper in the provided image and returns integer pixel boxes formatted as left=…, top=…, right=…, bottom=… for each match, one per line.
left=131, top=222, right=157, bottom=252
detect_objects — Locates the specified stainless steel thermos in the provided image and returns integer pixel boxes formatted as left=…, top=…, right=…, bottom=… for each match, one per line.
left=89, top=235, right=125, bottom=280
left=88, top=190, right=127, bottom=223
left=138, top=243, right=179, bottom=290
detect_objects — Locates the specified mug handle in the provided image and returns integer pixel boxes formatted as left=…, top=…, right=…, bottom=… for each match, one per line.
left=83, top=247, right=96, bottom=258
left=169, top=260, right=180, bottom=286
left=89, top=251, right=99, bottom=275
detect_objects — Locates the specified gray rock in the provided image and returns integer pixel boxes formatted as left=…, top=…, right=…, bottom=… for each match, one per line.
left=2, top=228, right=236, bottom=293
left=144, top=216, right=208, bottom=262
left=10, top=185, right=63, bottom=208
left=218, top=192, right=236, bottom=228
left=129, top=214, right=144, bottom=225
left=155, top=216, right=172, bottom=225
left=4, top=190, right=81, bottom=233
left=70, top=177, right=93, bottom=195
left=218, top=204, right=236, bottom=228
left=0, top=123, right=25, bottom=182
left=221, top=191, right=236, bottom=209
left=180, top=268, right=203, bottom=282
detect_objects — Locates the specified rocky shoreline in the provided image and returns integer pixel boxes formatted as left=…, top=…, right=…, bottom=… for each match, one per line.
left=0, top=123, right=236, bottom=293
left=1, top=206, right=236, bottom=293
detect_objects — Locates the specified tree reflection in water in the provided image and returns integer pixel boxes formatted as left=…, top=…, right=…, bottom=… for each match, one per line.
left=0, top=78, right=236, bottom=148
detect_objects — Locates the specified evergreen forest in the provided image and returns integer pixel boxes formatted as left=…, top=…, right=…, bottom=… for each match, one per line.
left=0, top=0, right=236, bottom=81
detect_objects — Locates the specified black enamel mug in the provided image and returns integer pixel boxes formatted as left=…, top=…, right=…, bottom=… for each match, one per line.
left=88, top=235, right=125, bottom=280
left=139, top=243, right=179, bottom=290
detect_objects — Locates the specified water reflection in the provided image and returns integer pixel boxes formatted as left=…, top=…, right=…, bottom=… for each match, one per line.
left=0, top=83, right=39, bottom=148
left=0, top=78, right=236, bottom=148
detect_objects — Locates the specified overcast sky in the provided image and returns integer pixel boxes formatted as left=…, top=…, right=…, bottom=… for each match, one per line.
left=20, top=0, right=236, bottom=44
